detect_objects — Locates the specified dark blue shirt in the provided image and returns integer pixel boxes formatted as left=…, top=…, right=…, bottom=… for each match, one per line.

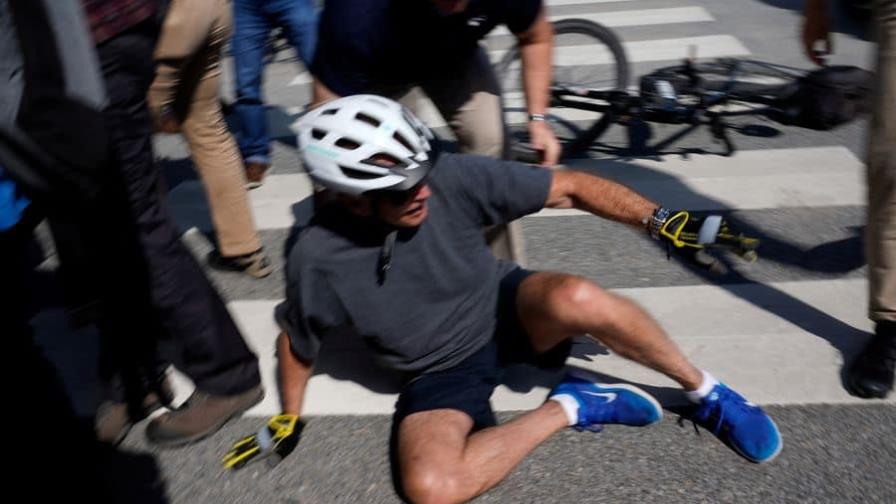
left=276, top=153, right=551, bottom=374
left=312, top=0, right=542, bottom=95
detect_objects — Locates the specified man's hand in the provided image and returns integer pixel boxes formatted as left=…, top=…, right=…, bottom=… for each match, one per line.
left=222, top=414, right=303, bottom=470
left=517, top=9, right=556, bottom=166
left=528, top=119, right=561, bottom=166
left=311, top=78, right=341, bottom=108
left=655, top=210, right=759, bottom=272
left=802, top=0, right=832, bottom=66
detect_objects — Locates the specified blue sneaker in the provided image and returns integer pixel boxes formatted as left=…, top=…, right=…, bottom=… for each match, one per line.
left=549, top=374, right=662, bottom=432
left=687, top=383, right=782, bottom=463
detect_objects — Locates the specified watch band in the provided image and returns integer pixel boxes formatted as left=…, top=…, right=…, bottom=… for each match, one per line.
left=648, top=206, right=671, bottom=239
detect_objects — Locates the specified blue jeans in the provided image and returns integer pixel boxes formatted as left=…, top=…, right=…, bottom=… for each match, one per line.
left=232, top=0, right=317, bottom=165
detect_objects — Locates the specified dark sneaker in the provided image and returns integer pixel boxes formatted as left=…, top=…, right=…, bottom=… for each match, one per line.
left=208, top=248, right=273, bottom=278
left=95, top=379, right=175, bottom=445
left=686, top=383, right=782, bottom=463
left=245, top=161, right=269, bottom=189
left=146, top=385, right=264, bottom=447
left=847, top=323, right=896, bottom=399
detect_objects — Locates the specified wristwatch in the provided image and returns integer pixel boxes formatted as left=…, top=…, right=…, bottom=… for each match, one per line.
left=647, top=206, right=671, bottom=239
left=528, top=113, right=546, bottom=122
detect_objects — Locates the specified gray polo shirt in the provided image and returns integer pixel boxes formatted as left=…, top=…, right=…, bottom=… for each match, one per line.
left=275, top=153, right=552, bottom=374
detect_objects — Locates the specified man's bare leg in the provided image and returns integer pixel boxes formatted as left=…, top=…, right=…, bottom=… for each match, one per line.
left=398, top=404, right=568, bottom=504
left=516, top=271, right=703, bottom=391
left=513, top=271, right=782, bottom=464
left=396, top=271, right=706, bottom=503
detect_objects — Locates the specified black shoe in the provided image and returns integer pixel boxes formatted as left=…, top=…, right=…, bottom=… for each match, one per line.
left=207, top=248, right=273, bottom=278
left=847, top=322, right=896, bottom=399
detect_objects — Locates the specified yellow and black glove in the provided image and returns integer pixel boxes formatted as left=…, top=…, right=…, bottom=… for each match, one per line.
left=652, top=208, right=759, bottom=271
left=222, top=414, right=303, bottom=470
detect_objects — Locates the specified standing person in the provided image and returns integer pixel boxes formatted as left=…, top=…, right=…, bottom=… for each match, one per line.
left=231, top=0, right=318, bottom=188
left=312, top=0, right=560, bottom=165
left=311, top=0, right=561, bottom=264
left=803, top=0, right=896, bottom=398
left=223, top=97, right=782, bottom=500
left=80, top=0, right=265, bottom=445
left=5, top=0, right=173, bottom=446
left=149, top=0, right=272, bottom=278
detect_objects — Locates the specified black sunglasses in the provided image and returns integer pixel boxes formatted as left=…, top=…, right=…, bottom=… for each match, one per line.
left=372, top=181, right=426, bottom=206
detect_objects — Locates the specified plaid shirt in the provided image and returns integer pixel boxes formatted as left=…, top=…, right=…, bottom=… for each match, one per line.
left=81, top=0, right=158, bottom=45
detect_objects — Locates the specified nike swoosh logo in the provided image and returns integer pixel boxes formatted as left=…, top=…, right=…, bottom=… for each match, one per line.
left=582, top=391, right=617, bottom=403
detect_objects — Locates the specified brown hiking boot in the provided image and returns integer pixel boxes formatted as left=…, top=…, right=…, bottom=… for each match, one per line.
left=245, top=161, right=269, bottom=189
left=145, top=385, right=263, bottom=447
left=95, top=379, right=175, bottom=445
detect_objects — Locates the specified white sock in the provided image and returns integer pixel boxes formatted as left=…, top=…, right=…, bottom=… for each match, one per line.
left=685, top=370, right=719, bottom=403
left=549, top=394, right=580, bottom=426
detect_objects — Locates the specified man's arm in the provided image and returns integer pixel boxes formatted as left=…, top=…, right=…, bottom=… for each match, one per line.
left=516, top=8, right=561, bottom=166
left=277, top=330, right=313, bottom=415
left=544, top=169, right=657, bottom=229
left=310, top=78, right=340, bottom=109
left=542, top=169, right=761, bottom=268
left=222, top=330, right=312, bottom=469
left=802, top=0, right=832, bottom=66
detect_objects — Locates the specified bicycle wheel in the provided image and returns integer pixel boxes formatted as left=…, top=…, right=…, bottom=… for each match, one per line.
left=641, top=59, right=802, bottom=107
left=496, top=18, right=629, bottom=159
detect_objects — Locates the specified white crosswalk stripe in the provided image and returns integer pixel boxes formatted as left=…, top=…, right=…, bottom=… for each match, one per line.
left=167, top=272, right=877, bottom=416
left=490, top=35, right=750, bottom=67
left=287, top=33, right=749, bottom=88
left=490, top=7, right=715, bottom=37
left=166, top=146, right=865, bottom=232
left=286, top=5, right=740, bottom=88
left=546, top=0, right=640, bottom=5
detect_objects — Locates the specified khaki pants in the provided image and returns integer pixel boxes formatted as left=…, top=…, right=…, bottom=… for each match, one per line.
left=388, top=48, right=527, bottom=264
left=867, top=0, right=896, bottom=320
left=149, top=0, right=262, bottom=257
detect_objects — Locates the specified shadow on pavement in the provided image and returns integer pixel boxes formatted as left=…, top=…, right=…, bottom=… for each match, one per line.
left=566, top=155, right=870, bottom=390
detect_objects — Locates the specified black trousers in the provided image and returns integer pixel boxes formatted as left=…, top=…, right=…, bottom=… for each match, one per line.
left=94, top=20, right=259, bottom=396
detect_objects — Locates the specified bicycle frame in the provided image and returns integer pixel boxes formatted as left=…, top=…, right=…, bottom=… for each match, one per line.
left=540, top=59, right=786, bottom=159
left=548, top=85, right=744, bottom=157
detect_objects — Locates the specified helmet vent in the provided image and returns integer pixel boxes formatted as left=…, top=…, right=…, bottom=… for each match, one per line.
left=334, top=137, right=361, bottom=150
left=321, top=108, right=339, bottom=116
left=361, top=153, right=407, bottom=169
left=340, top=166, right=382, bottom=180
left=311, top=128, right=327, bottom=140
left=355, top=112, right=382, bottom=128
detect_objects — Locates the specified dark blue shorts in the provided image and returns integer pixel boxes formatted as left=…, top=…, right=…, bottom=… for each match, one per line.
left=394, top=268, right=571, bottom=429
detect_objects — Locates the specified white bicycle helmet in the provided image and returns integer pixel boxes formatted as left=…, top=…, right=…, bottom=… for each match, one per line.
left=296, top=95, right=438, bottom=196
